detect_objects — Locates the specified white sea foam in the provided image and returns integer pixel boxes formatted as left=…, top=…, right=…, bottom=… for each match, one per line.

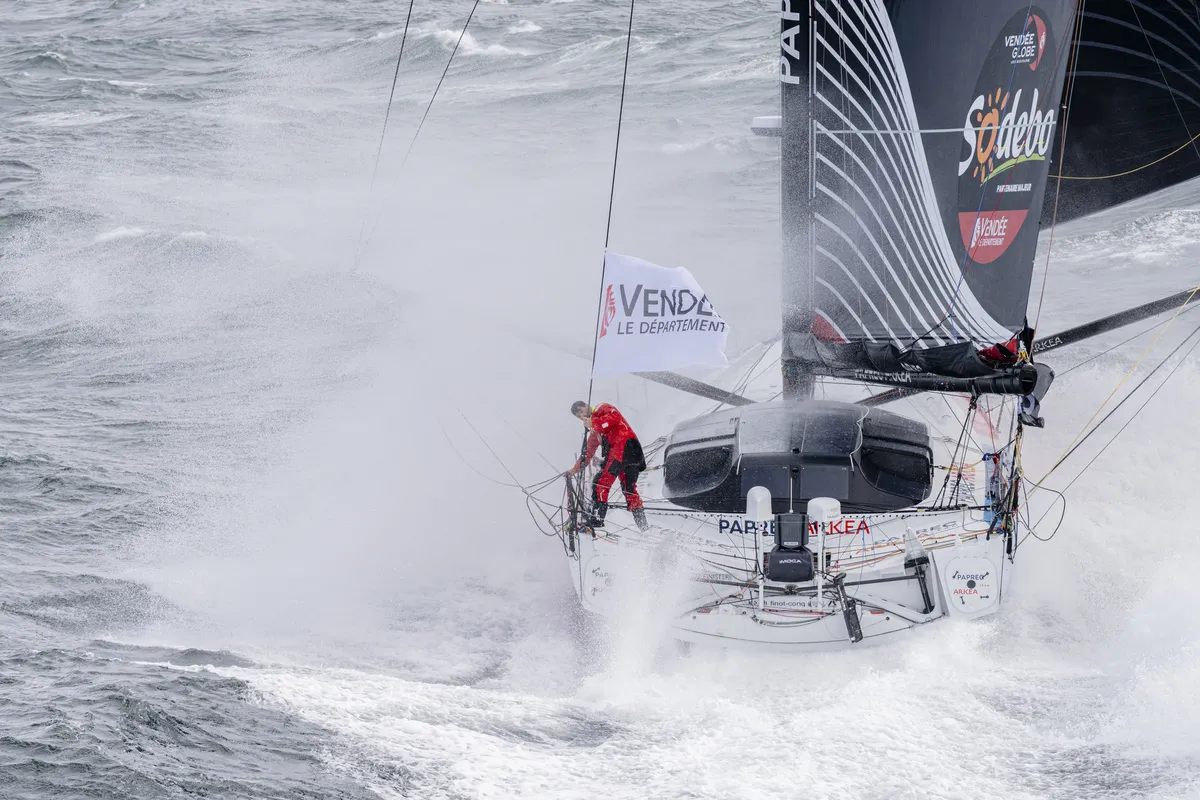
left=426, top=27, right=525, bottom=57
left=701, top=55, right=776, bottom=83
left=25, top=110, right=132, bottom=128
left=107, top=79, right=155, bottom=90
left=370, top=27, right=406, bottom=41
left=557, top=35, right=622, bottom=64
left=28, top=3, right=1199, bottom=796
left=193, top=205, right=1200, bottom=798
left=93, top=226, right=148, bottom=243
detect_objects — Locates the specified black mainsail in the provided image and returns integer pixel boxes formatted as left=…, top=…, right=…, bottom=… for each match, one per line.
left=780, top=1, right=1076, bottom=394
left=1049, top=0, right=1200, bottom=222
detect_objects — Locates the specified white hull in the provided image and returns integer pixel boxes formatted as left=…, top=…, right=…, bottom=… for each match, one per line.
left=568, top=504, right=1012, bottom=651
left=558, top=342, right=1022, bottom=651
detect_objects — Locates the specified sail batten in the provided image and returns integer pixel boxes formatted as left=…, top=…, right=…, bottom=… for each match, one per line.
left=812, top=120, right=962, bottom=334
left=813, top=150, right=954, bottom=343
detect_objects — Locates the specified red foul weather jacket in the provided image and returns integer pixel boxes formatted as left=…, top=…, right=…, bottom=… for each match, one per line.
left=572, top=403, right=639, bottom=472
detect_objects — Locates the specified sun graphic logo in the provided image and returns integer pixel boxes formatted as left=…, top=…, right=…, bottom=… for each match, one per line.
left=598, top=284, right=617, bottom=338
left=970, top=87, right=1008, bottom=183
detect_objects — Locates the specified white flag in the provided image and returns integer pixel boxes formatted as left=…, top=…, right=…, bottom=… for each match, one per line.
left=591, top=251, right=730, bottom=377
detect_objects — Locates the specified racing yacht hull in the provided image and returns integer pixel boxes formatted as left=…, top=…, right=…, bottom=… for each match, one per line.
left=561, top=346, right=1021, bottom=651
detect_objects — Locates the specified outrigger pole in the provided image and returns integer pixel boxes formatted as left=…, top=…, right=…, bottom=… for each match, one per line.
left=538, top=287, right=1200, bottom=409
left=1029, top=286, right=1200, bottom=356
left=634, top=371, right=753, bottom=406
left=859, top=285, right=1200, bottom=407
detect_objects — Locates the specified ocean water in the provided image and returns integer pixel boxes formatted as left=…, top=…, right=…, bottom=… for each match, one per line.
left=3, top=1, right=1200, bottom=798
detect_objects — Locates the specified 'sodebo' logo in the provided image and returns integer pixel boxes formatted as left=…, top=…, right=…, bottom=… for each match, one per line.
left=959, top=86, right=1056, bottom=186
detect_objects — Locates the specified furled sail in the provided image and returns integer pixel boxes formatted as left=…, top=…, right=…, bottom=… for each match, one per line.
left=780, top=1, right=1076, bottom=385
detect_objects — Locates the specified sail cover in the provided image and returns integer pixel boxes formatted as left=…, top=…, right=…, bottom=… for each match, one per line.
left=783, top=0, right=1076, bottom=361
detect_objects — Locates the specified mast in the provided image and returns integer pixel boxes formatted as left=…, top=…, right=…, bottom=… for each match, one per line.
left=779, top=0, right=814, bottom=399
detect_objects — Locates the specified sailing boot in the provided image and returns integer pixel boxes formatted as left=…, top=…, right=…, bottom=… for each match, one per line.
left=632, top=508, right=649, bottom=532
left=586, top=501, right=608, bottom=529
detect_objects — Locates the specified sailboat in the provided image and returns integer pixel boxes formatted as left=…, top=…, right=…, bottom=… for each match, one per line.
left=546, top=1, right=1200, bottom=650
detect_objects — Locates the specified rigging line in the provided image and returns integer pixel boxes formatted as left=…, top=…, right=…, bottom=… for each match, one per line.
left=352, top=0, right=417, bottom=270
left=1045, top=318, right=1200, bottom=482
left=585, top=0, right=636, bottom=407
left=934, top=397, right=977, bottom=507
left=439, top=420, right=525, bottom=490
left=524, top=473, right=566, bottom=495
left=699, top=345, right=773, bottom=416
left=739, top=354, right=781, bottom=398
left=1019, top=469, right=1068, bottom=547
left=495, top=413, right=559, bottom=473
left=397, top=0, right=480, bottom=175
left=1129, top=1, right=1200, bottom=167
left=1057, top=307, right=1198, bottom=376
left=1039, top=284, right=1200, bottom=481
left=941, top=393, right=983, bottom=455
left=1027, top=323, right=1200, bottom=536
left=457, top=407, right=524, bottom=487
left=1054, top=128, right=1200, bottom=180
left=731, top=344, right=772, bottom=395
left=1034, top=0, right=1087, bottom=330
left=1056, top=316, right=1200, bottom=474
left=359, top=0, right=481, bottom=261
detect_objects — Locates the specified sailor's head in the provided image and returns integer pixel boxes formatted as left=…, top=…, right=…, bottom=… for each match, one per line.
left=570, top=400, right=591, bottom=423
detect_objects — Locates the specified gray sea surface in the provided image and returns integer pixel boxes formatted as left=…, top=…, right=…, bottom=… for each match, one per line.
left=4, top=1, right=1200, bottom=798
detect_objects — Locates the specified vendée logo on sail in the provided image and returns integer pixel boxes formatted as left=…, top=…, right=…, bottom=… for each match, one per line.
left=591, top=253, right=729, bottom=375
left=1004, top=16, right=1046, bottom=70
left=601, top=283, right=728, bottom=337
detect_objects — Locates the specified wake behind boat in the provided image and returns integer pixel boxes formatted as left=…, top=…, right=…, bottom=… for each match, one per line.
left=530, top=0, right=1200, bottom=651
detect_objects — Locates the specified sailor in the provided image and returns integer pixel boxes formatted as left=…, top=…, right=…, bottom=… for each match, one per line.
left=567, top=400, right=649, bottom=531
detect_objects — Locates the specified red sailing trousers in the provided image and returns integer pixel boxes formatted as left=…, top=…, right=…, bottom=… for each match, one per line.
left=592, top=439, right=645, bottom=511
